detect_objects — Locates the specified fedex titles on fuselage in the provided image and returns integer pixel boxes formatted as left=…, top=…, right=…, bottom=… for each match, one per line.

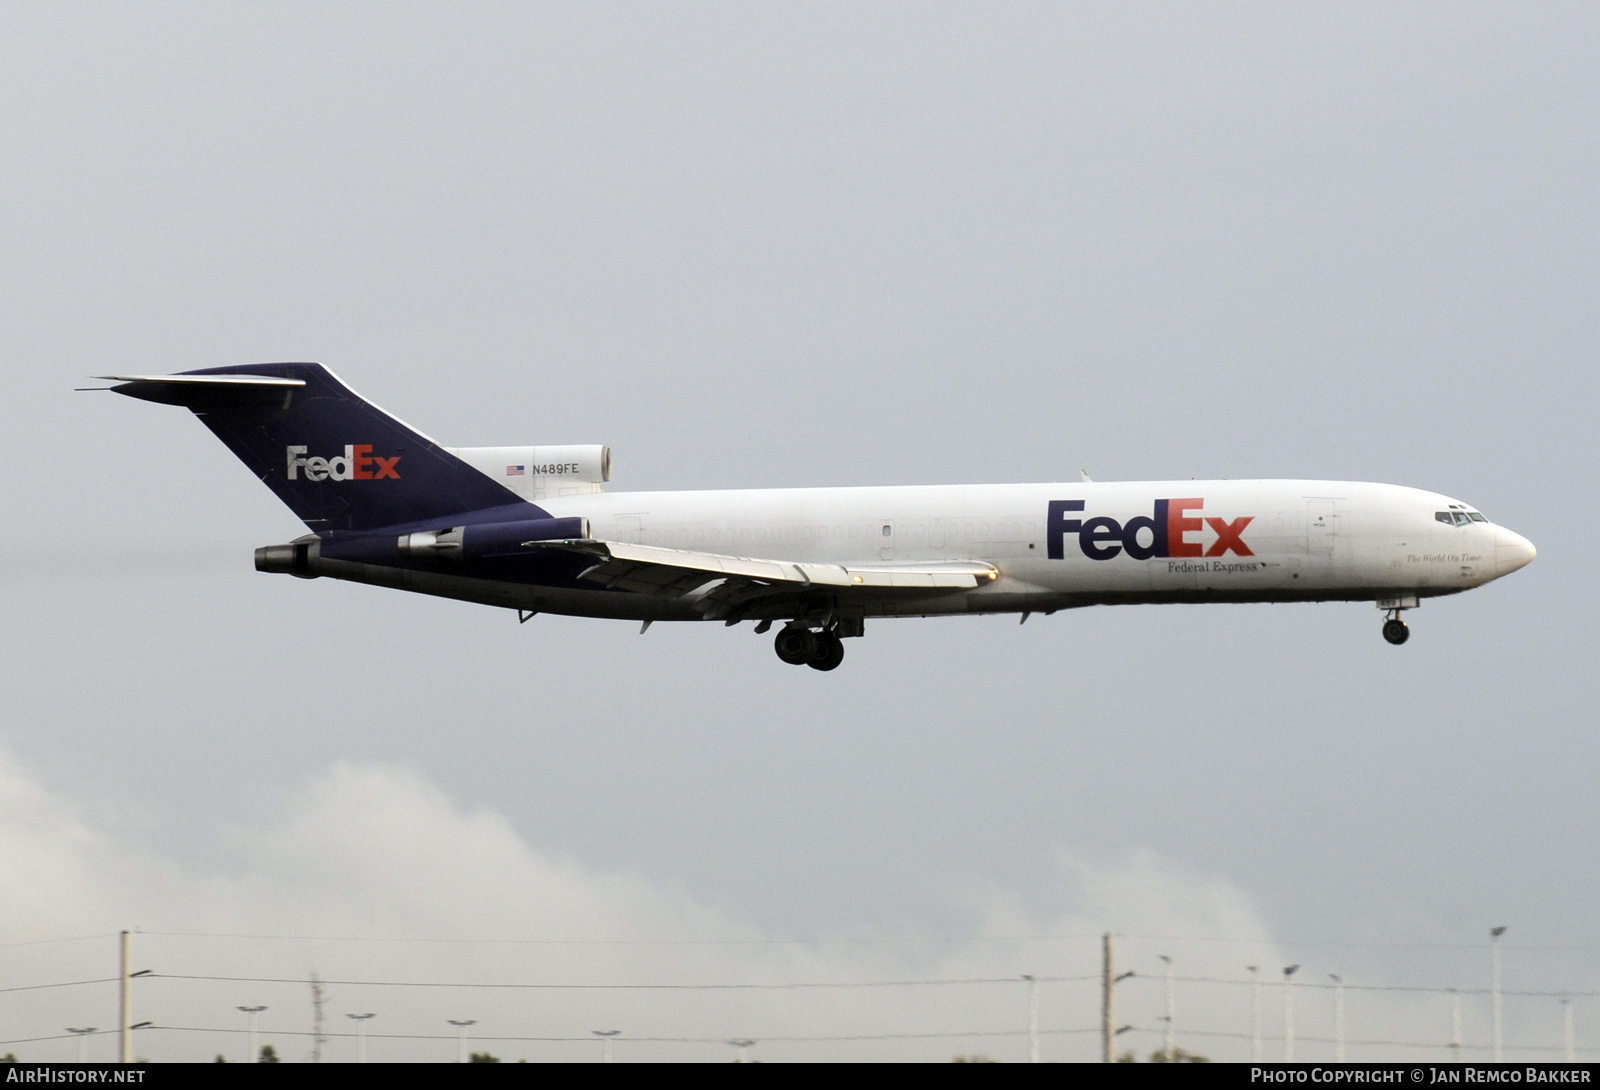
left=1047, top=498, right=1253, bottom=563
left=285, top=444, right=400, bottom=482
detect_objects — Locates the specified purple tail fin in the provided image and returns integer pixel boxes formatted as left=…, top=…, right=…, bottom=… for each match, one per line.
left=108, top=363, right=526, bottom=531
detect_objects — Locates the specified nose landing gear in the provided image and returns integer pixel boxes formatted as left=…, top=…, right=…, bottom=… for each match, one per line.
left=1376, top=596, right=1418, bottom=646
left=773, top=624, right=848, bottom=671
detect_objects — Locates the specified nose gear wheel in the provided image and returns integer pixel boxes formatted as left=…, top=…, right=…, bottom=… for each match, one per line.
left=1381, top=609, right=1410, bottom=645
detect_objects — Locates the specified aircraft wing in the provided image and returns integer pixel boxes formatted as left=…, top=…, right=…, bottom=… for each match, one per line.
left=556, top=539, right=996, bottom=617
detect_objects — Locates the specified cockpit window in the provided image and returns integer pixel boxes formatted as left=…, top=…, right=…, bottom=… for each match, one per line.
left=1436, top=511, right=1485, bottom=526
left=1436, top=511, right=1455, bottom=525
left=1468, top=512, right=1488, bottom=523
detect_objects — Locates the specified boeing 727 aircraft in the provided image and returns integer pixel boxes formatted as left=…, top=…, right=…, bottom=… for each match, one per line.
left=99, top=364, right=1535, bottom=670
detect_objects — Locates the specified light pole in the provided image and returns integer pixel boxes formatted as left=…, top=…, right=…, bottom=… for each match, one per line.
left=727, top=1038, right=755, bottom=1063
left=1491, top=926, right=1507, bottom=1062
left=66, top=1028, right=96, bottom=1064
left=1329, top=975, right=1344, bottom=1062
left=346, top=1013, right=375, bottom=1063
left=1099, top=934, right=1135, bottom=1063
left=1022, top=975, right=1039, bottom=1063
left=1450, top=988, right=1462, bottom=1063
left=237, top=1006, right=266, bottom=1063
left=1158, top=956, right=1174, bottom=1060
left=118, top=931, right=131, bottom=1064
left=1247, top=966, right=1261, bottom=1062
left=448, top=1019, right=476, bottom=1063
left=593, top=1029, right=619, bottom=1063
left=1283, top=965, right=1300, bottom=1063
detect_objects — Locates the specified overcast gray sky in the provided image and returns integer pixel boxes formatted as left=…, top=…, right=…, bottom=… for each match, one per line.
left=1, top=2, right=1596, bottom=1062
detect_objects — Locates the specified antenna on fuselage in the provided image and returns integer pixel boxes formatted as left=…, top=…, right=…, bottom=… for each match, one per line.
left=1080, top=468, right=1093, bottom=483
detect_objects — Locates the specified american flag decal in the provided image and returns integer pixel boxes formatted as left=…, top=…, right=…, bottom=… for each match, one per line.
left=506, top=465, right=525, bottom=476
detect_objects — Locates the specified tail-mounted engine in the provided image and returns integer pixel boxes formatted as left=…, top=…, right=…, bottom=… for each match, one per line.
left=397, top=517, right=591, bottom=560
left=257, top=517, right=591, bottom=576
left=445, top=445, right=611, bottom=502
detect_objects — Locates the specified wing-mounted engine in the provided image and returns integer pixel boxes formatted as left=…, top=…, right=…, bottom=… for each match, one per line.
left=444, top=445, right=611, bottom=502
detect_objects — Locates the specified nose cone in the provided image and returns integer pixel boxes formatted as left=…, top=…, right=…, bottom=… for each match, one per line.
left=1495, top=526, right=1537, bottom=576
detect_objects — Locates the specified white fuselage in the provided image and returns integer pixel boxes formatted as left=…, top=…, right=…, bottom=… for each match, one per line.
left=523, top=479, right=1535, bottom=620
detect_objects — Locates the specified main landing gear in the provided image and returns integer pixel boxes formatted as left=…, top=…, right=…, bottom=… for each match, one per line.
left=773, top=624, right=847, bottom=671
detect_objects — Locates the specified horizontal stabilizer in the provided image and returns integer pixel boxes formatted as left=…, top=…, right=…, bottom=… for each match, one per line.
left=99, top=374, right=305, bottom=385
left=100, top=373, right=306, bottom=408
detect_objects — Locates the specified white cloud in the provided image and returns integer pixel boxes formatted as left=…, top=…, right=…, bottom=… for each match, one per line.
left=0, top=751, right=1575, bottom=1063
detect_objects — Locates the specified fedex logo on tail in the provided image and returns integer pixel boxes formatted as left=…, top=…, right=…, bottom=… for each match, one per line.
left=286, top=445, right=401, bottom=482
left=1047, top=498, right=1252, bottom=561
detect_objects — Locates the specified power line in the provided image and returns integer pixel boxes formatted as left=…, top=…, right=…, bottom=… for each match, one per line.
left=124, top=929, right=1600, bottom=952
left=1, top=1024, right=1103, bottom=1047
left=0, top=977, right=116, bottom=994
left=0, top=934, right=115, bottom=950
left=6, top=967, right=1592, bottom=999
left=6, top=1021, right=1593, bottom=1054
left=122, top=969, right=1600, bottom=1000
left=144, top=972, right=1097, bottom=991
left=140, top=930, right=1101, bottom=945
left=1142, top=973, right=1600, bottom=999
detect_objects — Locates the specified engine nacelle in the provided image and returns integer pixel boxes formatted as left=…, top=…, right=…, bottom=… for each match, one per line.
left=445, top=445, right=611, bottom=501
left=397, top=517, right=591, bottom=561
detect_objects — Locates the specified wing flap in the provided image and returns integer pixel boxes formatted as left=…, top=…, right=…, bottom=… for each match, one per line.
left=844, top=565, right=994, bottom=588
left=574, top=540, right=854, bottom=587
left=563, top=540, right=996, bottom=598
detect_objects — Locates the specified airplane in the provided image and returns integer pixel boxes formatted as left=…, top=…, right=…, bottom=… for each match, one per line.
left=96, top=363, right=1535, bottom=670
